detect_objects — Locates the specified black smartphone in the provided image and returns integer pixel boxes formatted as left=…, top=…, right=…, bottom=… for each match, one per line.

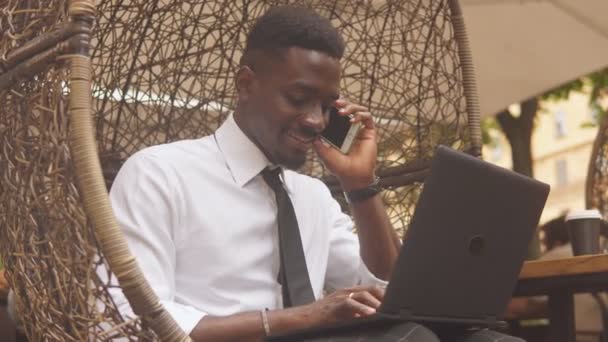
left=320, top=107, right=362, bottom=154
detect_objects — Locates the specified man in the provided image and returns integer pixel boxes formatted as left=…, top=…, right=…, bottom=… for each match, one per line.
left=110, top=6, right=522, bottom=341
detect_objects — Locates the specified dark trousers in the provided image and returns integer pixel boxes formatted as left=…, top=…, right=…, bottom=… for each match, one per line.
left=289, top=321, right=525, bottom=342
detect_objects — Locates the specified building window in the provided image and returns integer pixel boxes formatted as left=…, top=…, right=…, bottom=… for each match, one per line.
left=490, top=141, right=503, bottom=162
left=589, top=107, right=600, bottom=125
left=554, top=110, right=567, bottom=138
left=555, top=159, right=568, bottom=187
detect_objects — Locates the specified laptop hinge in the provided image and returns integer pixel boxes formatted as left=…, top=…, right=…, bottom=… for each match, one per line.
left=396, top=311, right=505, bottom=329
left=399, top=308, right=414, bottom=320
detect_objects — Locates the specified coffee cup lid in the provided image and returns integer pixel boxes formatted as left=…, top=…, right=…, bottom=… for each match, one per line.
left=566, top=209, right=602, bottom=221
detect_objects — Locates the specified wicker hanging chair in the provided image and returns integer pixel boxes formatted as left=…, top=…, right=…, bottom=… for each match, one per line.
left=0, top=0, right=481, bottom=340
left=586, top=114, right=608, bottom=216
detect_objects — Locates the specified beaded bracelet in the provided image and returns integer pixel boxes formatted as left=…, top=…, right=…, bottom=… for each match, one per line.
left=260, top=308, right=271, bottom=336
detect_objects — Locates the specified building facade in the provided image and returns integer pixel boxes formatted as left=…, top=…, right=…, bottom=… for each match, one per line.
left=484, top=92, right=599, bottom=224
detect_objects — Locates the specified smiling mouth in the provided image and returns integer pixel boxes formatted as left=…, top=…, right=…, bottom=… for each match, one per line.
left=287, top=132, right=316, bottom=146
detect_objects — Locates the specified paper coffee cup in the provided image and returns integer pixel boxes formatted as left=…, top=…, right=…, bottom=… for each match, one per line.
left=566, top=209, right=602, bottom=221
left=566, top=209, right=602, bottom=256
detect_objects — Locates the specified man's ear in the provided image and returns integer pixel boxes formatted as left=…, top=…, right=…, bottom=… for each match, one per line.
left=236, top=66, right=255, bottom=103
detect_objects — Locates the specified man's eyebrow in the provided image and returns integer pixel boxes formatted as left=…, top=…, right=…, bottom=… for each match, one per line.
left=285, top=81, right=316, bottom=93
left=286, top=81, right=340, bottom=100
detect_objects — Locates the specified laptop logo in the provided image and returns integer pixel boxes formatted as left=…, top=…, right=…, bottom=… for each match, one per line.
left=468, top=235, right=485, bottom=256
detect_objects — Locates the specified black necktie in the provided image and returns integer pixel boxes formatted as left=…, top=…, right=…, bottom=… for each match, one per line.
left=262, top=167, right=315, bottom=307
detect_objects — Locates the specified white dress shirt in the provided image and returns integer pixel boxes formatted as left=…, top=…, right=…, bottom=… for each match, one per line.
left=108, top=114, right=386, bottom=334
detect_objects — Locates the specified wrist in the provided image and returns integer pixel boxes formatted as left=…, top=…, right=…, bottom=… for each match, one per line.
left=292, top=303, right=324, bottom=329
left=339, top=174, right=376, bottom=192
left=343, top=175, right=382, bottom=204
left=267, top=304, right=320, bottom=335
left=297, top=303, right=321, bottom=327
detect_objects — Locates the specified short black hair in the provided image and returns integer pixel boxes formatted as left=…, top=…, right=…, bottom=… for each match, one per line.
left=242, top=5, right=345, bottom=63
left=541, top=215, right=569, bottom=250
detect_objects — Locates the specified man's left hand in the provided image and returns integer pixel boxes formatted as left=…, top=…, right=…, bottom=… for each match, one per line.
left=313, top=98, right=377, bottom=191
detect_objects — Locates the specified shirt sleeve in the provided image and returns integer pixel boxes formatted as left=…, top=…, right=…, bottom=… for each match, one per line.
left=107, top=151, right=206, bottom=334
left=318, top=182, right=388, bottom=292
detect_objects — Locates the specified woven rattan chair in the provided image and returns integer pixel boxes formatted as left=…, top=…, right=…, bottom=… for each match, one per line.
left=0, top=0, right=481, bottom=340
left=586, top=114, right=608, bottom=216
left=582, top=112, right=608, bottom=342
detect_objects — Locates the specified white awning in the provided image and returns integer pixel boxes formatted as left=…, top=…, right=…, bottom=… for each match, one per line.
left=461, top=0, right=608, bottom=116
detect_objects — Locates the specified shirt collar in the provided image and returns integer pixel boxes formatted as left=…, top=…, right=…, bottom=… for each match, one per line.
left=214, top=113, right=271, bottom=187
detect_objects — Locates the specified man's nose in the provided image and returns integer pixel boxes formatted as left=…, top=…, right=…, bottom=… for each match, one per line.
left=301, top=105, right=327, bottom=133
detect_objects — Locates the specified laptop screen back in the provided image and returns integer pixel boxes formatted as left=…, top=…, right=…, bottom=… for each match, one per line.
left=380, top=146, right=549, bottom=324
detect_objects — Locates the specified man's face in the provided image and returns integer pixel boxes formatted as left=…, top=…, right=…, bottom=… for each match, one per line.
left=236, top=47, right=341, bottom=170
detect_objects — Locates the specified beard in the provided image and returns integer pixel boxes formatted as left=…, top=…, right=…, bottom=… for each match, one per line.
left=274, top=149, right=308, bottom=170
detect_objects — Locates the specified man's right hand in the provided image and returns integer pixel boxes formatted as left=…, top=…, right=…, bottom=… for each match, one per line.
left=190, top=286, right=385, bottom=341
left=298, top=285, right=385, bottom=326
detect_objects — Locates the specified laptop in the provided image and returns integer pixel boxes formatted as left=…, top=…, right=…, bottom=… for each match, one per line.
left=267, top=145, right=550, bottom=340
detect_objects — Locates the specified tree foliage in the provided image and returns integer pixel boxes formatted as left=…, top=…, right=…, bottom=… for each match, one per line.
left=482, top=67, right=608, bottom=151
left=542, top=67, right=608, bottom=124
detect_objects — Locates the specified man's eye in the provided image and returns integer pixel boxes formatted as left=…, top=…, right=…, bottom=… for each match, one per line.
left=286, top=95, right=308, bottom=106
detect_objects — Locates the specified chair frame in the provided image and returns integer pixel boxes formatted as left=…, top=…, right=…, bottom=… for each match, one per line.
left=0, top=0, right=480, bottom=340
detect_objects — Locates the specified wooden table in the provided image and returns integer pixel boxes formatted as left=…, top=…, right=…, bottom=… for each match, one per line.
left=514, top=254, right=608, bottom=342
